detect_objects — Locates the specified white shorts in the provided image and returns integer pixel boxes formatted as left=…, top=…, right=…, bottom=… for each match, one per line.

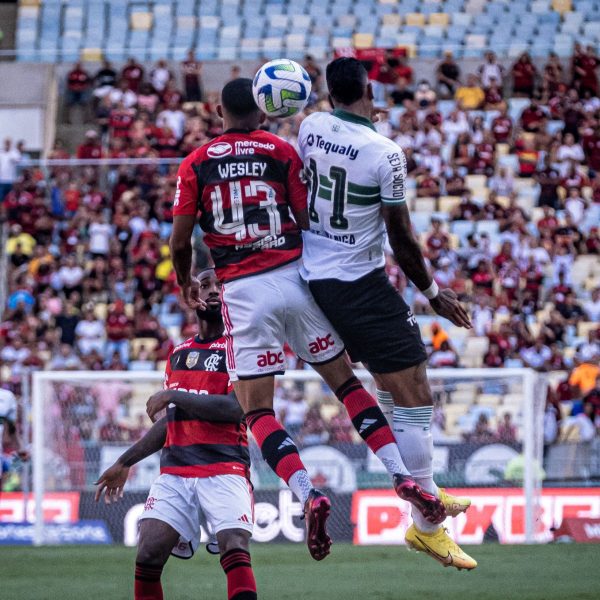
left=221, top=262, right=345, bottom=380
left=139, top=473, right=254, bottom=559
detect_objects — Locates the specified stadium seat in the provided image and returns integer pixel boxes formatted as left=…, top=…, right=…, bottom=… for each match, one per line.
left=429, top=13, right=450, bottom=26
left=131, top=12, right=153, bottom=31
left=405, top=13, right=426, bottom=26
left=552, top=0, right=573, bottom=12
left=353, top=33, right=374, bottom=48
left=382, top=14, right=402, bottom=26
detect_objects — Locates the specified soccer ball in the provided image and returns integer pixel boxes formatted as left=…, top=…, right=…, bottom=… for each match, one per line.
left=252, top=59, right=312, bottom=118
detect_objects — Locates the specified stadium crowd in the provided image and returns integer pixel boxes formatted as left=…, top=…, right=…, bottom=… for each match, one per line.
left=1, top=48, right=599, bottom=461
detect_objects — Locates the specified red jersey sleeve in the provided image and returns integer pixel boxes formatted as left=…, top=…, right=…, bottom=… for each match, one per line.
left=163, top=351, right=173, bottom=389
left=173, top=153, right=200, bottom=216
left=284, top=143, right=308, bottom=215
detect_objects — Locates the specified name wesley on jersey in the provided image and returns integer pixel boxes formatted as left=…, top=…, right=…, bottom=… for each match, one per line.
left=306, top=134, right=358, bottom=161
left=218, top=162, right=267, bottom=179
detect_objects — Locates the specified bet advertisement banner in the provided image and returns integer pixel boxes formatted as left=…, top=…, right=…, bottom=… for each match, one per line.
left=2, top=488, right=599, bottom=545
left=351, top=488, right=600, bottom=545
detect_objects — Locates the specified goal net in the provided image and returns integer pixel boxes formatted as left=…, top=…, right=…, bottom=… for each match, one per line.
left=28, top=368, right=546, bottom=547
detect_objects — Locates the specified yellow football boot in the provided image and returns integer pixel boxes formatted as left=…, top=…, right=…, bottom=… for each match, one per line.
left=438, top=488, right=471, bottom=518
left=405, top=525, right=478, bottom=571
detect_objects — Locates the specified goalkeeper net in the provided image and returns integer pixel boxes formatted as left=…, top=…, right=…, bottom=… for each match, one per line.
left=28, top=368, right=547, bottom=546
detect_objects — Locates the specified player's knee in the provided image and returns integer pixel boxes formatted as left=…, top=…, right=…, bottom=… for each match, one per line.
left=218, top=529, right=250, bottom=555
left=136, top=539, right=169, bottom=567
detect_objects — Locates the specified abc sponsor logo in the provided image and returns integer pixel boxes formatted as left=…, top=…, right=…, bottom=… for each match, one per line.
left=256, top=351, right=285, bottom=367
left=207, top=142, right=233, bottom=158
left=309, top=334, right=335, bottom=355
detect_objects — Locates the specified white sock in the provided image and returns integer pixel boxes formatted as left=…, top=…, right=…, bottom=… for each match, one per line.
left=376, top=389, right=394, bottom=429
left=287, top=469, right=313, bottom=504
left=374, top=442, right=410, bottom=478
left=393, top=405, right=440, bottom=533
left=374, top=390, right=411, bottom=476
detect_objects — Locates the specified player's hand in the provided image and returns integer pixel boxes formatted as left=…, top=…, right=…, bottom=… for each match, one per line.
left=181, top=276, right=206, bottom=310
left=429, top=289, right=472, bottom=329
left=94, top=462, right=130, bottom=504
left=146, top=391, right=171, bottom=422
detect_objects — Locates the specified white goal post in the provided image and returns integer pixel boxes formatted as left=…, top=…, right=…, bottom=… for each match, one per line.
left=31, top=367, right=546, bottom=546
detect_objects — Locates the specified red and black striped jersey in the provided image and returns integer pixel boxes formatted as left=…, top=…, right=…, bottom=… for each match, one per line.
left=160, top=335, right=249, bottom=479
left=172, top=129, right=307, bottom=282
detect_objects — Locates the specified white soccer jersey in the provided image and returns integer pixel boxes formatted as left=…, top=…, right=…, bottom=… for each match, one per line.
left=0, top=388, right=17, bottom=454
left=297, top=109, right=407, bottom=282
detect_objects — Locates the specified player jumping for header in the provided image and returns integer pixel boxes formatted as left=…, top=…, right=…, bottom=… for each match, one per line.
left=170, top=78, right=445, bottom=561
left=96, top=269, right=258, bottom=600
left=297, top=57, right=477, bottom=570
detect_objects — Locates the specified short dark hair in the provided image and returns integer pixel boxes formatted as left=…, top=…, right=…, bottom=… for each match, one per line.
left=221, top=78, right=259, bottom=117
left=326, top=57, right=368, bottom=105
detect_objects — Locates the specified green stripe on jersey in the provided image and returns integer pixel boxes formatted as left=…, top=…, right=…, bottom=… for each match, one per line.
left=317, top=187, right=380, bottom=206
left=381, top=196, right=406, bottom=205
left=348, top=182, right=380, bottom=195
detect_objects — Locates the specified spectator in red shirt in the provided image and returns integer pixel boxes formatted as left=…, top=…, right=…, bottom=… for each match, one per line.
left=416, top=169, right=441, bottom=198
left=76, top=130, right=103, bottom=160
left=582, top=124, right=600, bottom=173
left=535, top=157, right=561, bottom=209
left=181, top=49, right=203, bottom=102
left=537, top=206, right=559, bottom=235
left=516, top=136, right=539, bottom=177
left=484, top=343, right=504, bottom=368
left=511, top=53, right=537, bottom=98
left=472, top=260, right=494, bottom=295
left=109, top=101, right=136, bottom=139
left=520, top=100, right=546, bottom=133
left=105, top=299, right=132, bottom=366
left=484, top=78, right=505, bottom=111
left=491, top=107, right=513, bottom=143
left=66, top=62, right=92, bottom=123
left=121, top=57, right=145, bottom=93
left=575, top=45, right=599, bottom=97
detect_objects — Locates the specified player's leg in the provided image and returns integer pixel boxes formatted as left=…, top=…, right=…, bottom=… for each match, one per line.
left=136, top=475, right=203, bottom=597
left=196, top=474, right=257, bottom=598
left=135, top=519, right=180, bottom=600
left=285, top=269, right=443, bottom=523
left=217, top=529, right=256, bottom=600
left=222, top=272, right=331, bottom=560
left=373, top=363, right=476, bottom=568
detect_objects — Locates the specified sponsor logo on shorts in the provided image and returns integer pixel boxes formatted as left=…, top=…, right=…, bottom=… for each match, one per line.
left=308, top=334, right=335, bottom=355
left=144, top=497, right=156, bottom=511
left=257, top=351, right=285, bottom=367
left=203, top=353, right=222, bottom=371
left=207, top=142, right=233, bottom=158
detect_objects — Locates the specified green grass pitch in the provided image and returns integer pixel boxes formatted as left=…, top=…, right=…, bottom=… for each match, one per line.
left=1, top=543, right=599, bottom=599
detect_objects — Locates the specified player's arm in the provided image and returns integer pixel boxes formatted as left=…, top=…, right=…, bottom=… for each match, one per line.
left=146, top=390, right=243, bottom=423
left=94, top=416, right=167, bottom=504
left=378, top=150, right=471, bottom=329
left=170, top=156, right=205, bottom=309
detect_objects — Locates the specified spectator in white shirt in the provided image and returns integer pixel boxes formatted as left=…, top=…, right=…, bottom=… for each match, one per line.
left=479, top=52, right=504, bottom=88
left=520, top=338, right=552, bottom=371
left=107, top=79, right=138, bottom=109
left=157, top=101, right=187, bottom=140
left=583, top=288, right=600, bottom=322
left=565, top=187, right=586, bottom=225
left=489, top=166, right=514, bottom=197
left=151, top=59, right=171, bottom=93
left=556, top=133, right=585, bottom=168
left=88, top=214, right=112, bottom=257
left=472, top=296, right=494, bottom=337
left=75, top=307, right=106, bottom=355
left=56, top=256, right=85, bottom=297
left=0, top=138, right=21, bottom=201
